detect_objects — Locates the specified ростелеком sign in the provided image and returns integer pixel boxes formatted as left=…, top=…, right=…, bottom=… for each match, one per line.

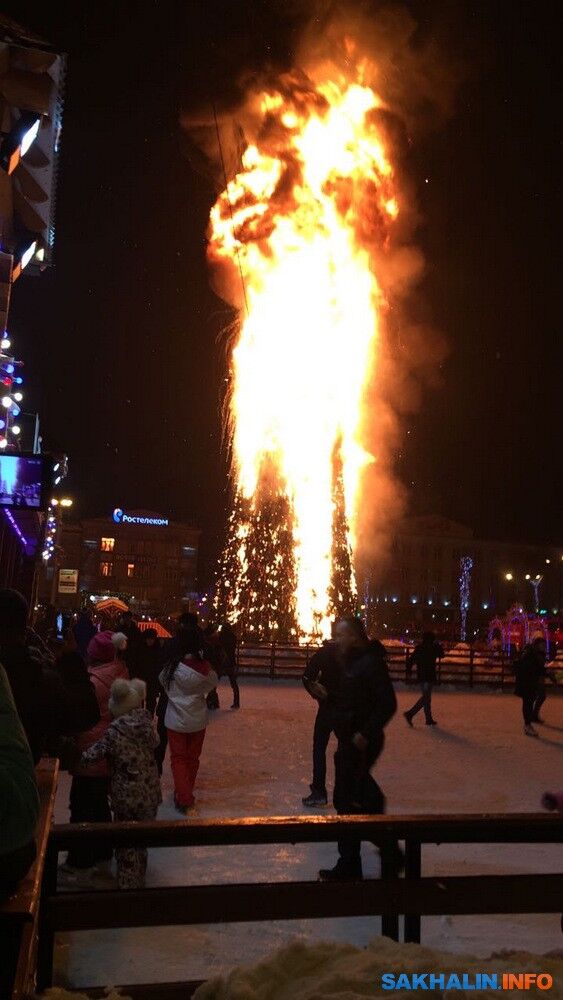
left=112, top=508, right=169, bottom=527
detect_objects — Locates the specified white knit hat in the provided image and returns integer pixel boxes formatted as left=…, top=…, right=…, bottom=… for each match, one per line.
left=109, top=677, right=146, bottom=717
left=111, top=631, right=128, bottom=653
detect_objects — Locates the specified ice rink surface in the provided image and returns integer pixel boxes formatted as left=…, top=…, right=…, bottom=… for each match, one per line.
left=52, top=679, right=563, bottom=988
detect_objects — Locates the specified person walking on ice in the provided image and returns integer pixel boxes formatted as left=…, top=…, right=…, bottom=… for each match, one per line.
left=404, top=631, right=444, bottom=727
left=318, top=617, right=401, bottom=882
left=513, top=636, right=556, bottom=737
left=301, top=629, right=342, bottom=807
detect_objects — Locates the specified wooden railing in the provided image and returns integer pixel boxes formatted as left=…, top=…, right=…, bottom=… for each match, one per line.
left=37, top=812, right=563, bottom=999
left=235, top=642, right=527, bottom=688
left=0, top=760, right=58, bottom=1000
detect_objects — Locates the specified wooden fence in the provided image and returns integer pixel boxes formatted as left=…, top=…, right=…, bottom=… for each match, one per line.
left=236, top=642, right=530, bottom=688
left=35, top=811, right=563, bottom=999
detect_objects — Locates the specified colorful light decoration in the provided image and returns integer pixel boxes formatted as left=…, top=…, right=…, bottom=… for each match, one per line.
left=4, top=507, right=30, bottom=551
left=0, top=331, right=24, bottom=443
left=459, top=555, right=473, bottom=642
left=42, top=507, right=58, bottom=562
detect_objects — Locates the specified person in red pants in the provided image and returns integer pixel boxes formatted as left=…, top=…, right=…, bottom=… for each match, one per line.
left=159, top=628, right=218, bottom=813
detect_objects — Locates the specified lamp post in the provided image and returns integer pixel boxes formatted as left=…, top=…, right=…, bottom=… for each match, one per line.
left=49, top=498, right=74, bottom=605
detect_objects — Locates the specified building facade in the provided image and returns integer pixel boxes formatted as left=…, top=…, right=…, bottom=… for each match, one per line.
left=49, top=510, right=200, bottom=616
left=362, top=516, right=562, bottom=637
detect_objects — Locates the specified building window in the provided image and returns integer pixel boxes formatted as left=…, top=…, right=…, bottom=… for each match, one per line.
left=101, top=537, right=115, bottom=552
left=100, top=561, right=113, bottom=577
left=127, top=563, right=135, bottom=578
left=181, top=545, right=197, bottom=557
left=84, top=539, right=97, bottom=549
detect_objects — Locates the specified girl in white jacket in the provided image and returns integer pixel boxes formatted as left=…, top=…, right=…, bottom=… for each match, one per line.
left=160, top=629, right=218, bottom=812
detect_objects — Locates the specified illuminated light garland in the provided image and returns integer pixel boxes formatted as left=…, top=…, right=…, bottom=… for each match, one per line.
left=42, top=506, right=58, bottom=562
left=4, top=507, right=30, bottom=550
left=0, top=331, right=24, bottom=441
left=459, top=556, right=473, bottom=642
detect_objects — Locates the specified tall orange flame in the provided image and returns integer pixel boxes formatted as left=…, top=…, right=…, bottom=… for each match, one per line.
left=210, top=63, right=399, bottom=640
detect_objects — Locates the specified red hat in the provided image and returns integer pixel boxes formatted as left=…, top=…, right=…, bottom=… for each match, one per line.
left=87, top=630, right=116, bottom=664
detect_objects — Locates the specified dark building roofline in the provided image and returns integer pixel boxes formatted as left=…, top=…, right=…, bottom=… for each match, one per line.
left=0, top=13, right=54, bottom=49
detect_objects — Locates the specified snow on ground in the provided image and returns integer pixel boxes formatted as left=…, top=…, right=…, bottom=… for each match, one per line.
left=52, top=679, right=563, bottom=989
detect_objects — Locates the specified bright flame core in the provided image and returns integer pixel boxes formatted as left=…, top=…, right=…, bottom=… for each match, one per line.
left=210, top=68, right=399, bottom=639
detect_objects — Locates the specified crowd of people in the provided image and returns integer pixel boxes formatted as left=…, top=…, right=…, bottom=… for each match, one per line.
left=0, top=588, right=560, bottom=908
left=0, top=592, right=239, bottom=896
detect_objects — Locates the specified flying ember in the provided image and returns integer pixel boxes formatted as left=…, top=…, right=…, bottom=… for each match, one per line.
left=210, top=62, right=400, bottom=641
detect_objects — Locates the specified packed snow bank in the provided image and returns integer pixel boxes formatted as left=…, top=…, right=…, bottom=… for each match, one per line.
left=193, top=937, right=563, bottom=999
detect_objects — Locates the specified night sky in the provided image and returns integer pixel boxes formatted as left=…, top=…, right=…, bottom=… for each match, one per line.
left=3, top=0, right=560, bottom=583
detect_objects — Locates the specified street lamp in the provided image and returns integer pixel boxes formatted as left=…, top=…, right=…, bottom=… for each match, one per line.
left=48, top=498, right=74, bottom=604
left=504, top=572, right=513, bottom=582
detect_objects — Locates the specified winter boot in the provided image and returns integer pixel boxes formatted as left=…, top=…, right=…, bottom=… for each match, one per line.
left=524, top=723, right=539, bottom=737
left=319, top=860, right=363, bottom=881
left=302, top=789, right=328, bottom=807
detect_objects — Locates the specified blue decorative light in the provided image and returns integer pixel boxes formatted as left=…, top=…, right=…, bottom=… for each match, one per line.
left=4, top=508, right=30, bottom=550
left=459, top=556, right=473, bottom=642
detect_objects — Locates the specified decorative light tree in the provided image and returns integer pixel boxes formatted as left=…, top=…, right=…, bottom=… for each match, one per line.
left=459, top=556, right=473, bottom=642
left=529, top=574, right=542, bottom=614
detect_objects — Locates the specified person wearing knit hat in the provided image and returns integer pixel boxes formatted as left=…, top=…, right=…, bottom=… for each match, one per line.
left=109, top=676, right=144, bottom=717
left=111, top=631, right=128, bottom=671
left=60, top=631, right=129, bottom=887
left=81, top=677, right=161, bottom=889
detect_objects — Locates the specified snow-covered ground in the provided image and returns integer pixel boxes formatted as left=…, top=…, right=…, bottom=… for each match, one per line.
left=52, top=680, right=563, bottom=989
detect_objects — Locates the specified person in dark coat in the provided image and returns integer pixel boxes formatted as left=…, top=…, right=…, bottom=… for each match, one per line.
left=117, top=610, right=143, bottom=677
left=131, top=628, right=162, bottom=716
left=319, top=617, right=400, bottom=882
left=53, top=628, right=102, bottom=758
left=0, top=590, right=99, bottom=764
left=404, top=631, right=444, bottom=727
left=202, top=623, right=226, bottom=710
left=73, top=610, right=97, bottom=659
left=514, top=637, right=554, bottom=737
left=301, top=635, right=341, bottom=807
left=0, top=663, right=40, bottom=1000
left=530, top=636, right=557, bottom=723
left=218, top=623, right=240, bottom=709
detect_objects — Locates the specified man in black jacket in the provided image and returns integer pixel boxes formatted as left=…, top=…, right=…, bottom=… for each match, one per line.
left=319, top=617, right=399, bottom=882
left=301, top=635, right=341, bottom=807
left=514, top=637, right=555, bottom=736
left=404, top=631, right=444, bottom=727
left=0, top=590, right=99, bottom=764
